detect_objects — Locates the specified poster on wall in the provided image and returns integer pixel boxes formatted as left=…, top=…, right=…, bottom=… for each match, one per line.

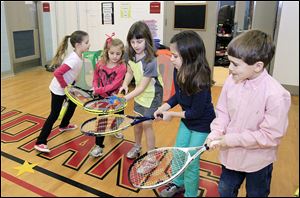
left=120, top=2, right=131, bottom=18
left=101, top=2, right=114, bottom=25
left=143, top=19, right=158, bottom=38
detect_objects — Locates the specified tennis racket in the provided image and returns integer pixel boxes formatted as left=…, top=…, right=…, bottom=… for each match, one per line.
left=64, top=85, right=95, bottom=106
left=83, top=95, right=127, bottom=114
left=128, top=140, right=220, bottom=189
left=80, top=114, right=162, bottom=136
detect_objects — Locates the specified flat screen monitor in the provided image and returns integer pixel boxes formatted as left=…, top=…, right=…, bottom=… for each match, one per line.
left=174, top=4, right=206, bottom=30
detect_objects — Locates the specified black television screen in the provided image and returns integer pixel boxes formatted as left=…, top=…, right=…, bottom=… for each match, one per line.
left=174, top=4, right=206, bottom=30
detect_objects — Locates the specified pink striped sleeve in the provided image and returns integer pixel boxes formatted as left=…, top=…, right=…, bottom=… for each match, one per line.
left=53, top=64, right=71, bottom=88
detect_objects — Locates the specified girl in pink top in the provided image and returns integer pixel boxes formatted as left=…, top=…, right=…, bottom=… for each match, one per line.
left=206, top=30, right=291, bottom=197
left=90, top=36, right=127, bottom=157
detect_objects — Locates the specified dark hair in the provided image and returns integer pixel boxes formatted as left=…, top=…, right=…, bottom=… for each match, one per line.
left=227, top=29, right=275, bottom=66
left=51, top=30, right=88, bottom=66
left=170, top=30, right=212, bottom=95
left=126, top=21, right=156, bottom=63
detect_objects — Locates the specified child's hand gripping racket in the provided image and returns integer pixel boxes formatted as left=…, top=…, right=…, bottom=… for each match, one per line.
left=64, top=85, right=95, bottom=106
left=83, top=94, right=127, bottom=115
left=80, top=114, right=163, bottom=136
left=128, top=140, right=220, bottom=189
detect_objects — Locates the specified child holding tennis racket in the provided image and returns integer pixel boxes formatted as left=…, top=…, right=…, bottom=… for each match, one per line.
left=119, top=21, right=163, bottom=159
left=206, top=30, right=291, bottom=197
left=89, top=35, right=127, bottom=157
left=34, top=30, right=90, bottom=153
left=154, top=30, right=216, bottom=197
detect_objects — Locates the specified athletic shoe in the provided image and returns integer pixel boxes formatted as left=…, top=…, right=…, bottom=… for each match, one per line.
left=159, top=183, right=185, bottom=197
left=126, top=144, right=141, bottom=159
left=59, top=124, right=77, bottom=132
left=34, top=144, right=50, bottom=153
left=90, top=145, right=103, bottom=157
left=114, top=132, right=124, bottom=139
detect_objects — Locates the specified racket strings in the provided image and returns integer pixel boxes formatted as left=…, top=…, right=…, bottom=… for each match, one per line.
left=85, top=99, right=111, bottom=110
left=81, top=115, right=133, bottom=135
left=84, top=97, right=126, bottom=112
left=69, top=88, right=92, bottom=103
left=129, top=149, right=188, bottom=188
left=95, top=116, right=128, bottom=132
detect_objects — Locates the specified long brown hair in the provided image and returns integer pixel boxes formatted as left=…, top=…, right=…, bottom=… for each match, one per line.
left=170, top=30, right=212, bottom=95
left=50, top=30, right=88, bottom=66
left=126, top=21, right=156, bottom=63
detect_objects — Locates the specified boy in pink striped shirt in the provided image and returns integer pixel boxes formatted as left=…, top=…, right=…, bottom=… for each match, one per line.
left=206, top=30, right=291, bottom=197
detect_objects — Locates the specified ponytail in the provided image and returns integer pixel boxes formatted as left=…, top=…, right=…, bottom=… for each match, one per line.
left=50, top=30, right=88, bottom=69
left=50, top=35, right=70, bottom=66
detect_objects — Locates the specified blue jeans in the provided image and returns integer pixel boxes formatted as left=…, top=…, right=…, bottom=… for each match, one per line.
left=173, top=121, right=209, bottom=197
left=218, top=163, right=273, bottom=197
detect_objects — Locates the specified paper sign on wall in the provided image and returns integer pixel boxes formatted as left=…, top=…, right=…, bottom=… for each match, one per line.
left=101, top=2, right=114, bottom=25
left=120, top=2, right=131, bottom=18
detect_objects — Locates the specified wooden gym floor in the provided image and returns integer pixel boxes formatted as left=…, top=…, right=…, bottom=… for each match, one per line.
left=1, top=66, right=299, bottom=197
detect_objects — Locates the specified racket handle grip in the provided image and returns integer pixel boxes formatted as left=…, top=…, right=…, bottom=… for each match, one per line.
left=156, top=113, right=163, bottom=118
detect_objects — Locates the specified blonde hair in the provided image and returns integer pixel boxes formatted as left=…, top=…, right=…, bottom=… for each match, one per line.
left=50, top=30, right=88, bottom=66
left=101, top=38, right=125, bottom=65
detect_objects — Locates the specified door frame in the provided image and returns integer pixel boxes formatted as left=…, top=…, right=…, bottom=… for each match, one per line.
left=4, top=1, right=42, bottom=73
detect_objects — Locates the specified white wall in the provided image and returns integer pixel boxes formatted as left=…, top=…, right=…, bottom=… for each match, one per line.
left=38, top=1, right=54, bottom=65
left=273, top=1, right=299, bottom=86
left=51, top=1, right=164, bottom=52
left=252, top=1, right=277, bottom=38
left=1, top=2, right=13, bottom=75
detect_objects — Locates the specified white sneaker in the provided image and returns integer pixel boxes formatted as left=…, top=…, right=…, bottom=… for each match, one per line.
left=114, top=132, right=124, bottom=139
left=90, top=146, right=103, bottom=157
left=34, top=144, right=50, bottom=153
left=126, top=144, right=141, bottom=159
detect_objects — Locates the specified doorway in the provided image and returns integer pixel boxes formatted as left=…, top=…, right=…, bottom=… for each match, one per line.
left=213, top=1, right=279, bottom=86
left=163, top=1, right=218, bottom=73
left=214, top=1, right=235, bottom=67
left=4, top=1, right=41, bottom=73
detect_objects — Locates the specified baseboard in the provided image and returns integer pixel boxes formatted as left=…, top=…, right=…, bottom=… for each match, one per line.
left=1, top=71, right=15, bottom=79
left=283, top=84, right=299, bottom=96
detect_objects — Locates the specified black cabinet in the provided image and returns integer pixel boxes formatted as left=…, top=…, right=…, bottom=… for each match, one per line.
left=214, top=33, right=232, bottom=67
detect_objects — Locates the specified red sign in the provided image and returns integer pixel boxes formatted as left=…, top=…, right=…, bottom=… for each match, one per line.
left=150, top=2, right=160, bottom=14
left=43, top=2, right=50, bottom=12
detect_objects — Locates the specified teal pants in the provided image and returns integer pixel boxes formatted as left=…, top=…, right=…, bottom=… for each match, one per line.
left=173, top=121, right=209, bottom=197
